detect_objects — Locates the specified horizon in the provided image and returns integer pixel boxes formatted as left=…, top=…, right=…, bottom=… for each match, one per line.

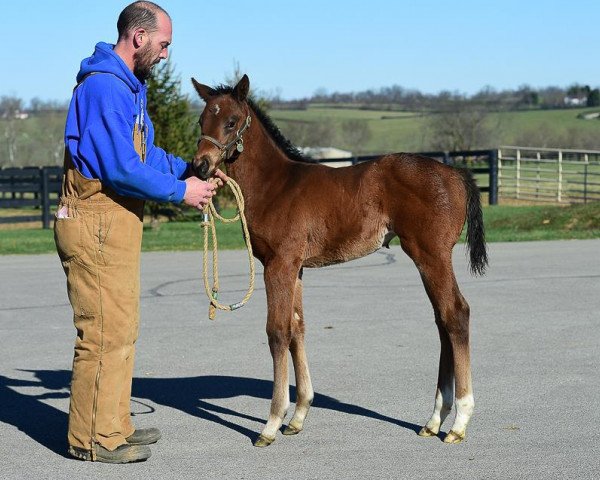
left=8, top=79, right=598, bottom=110
left=2, top=0, right=599, bottom=104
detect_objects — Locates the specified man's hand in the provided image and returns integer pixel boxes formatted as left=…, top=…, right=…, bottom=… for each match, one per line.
left=182, top=170, right=229, bottom=211
left=183, top=177, right=216, bottom=210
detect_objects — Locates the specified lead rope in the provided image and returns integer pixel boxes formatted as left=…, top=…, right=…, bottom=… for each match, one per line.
left=201, top=178, right=255, bottom=320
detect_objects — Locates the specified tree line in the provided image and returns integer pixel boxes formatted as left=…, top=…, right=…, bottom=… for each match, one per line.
left=1, top=66, right=599, bottom=170
left=270, top=83, right=600, bottom=111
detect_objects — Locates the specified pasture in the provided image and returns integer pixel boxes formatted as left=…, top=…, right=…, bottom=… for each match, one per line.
left=1, top=203, right=599, bottom=255
left=1, top=106, right=599, bottom=168
left=269, top=106, right=600, bottom=154
left=0, top=240, right=597, bottom=478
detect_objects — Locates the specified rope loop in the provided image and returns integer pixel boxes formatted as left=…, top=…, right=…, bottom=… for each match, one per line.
left=201, top=178, right=255, bottom=320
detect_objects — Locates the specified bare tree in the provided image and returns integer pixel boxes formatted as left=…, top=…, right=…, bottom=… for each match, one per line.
left=224, top=60, right=270, bottom=112
left=426, top=100, right=494, bottom=151
left=0, top=95, right=24, bottom=165
left=279, top=120, right=337, bottom=149
left=339, top=119, right=371, bottom=154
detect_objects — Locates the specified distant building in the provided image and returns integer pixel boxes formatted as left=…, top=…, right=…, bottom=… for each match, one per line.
left=0, top=110, right=29, bottom=120
left=564, top=96, right=587, bottom=107
left=298, top=147, right=354, bottom=167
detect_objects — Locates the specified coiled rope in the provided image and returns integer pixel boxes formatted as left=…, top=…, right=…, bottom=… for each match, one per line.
left=201, top=178, right=255, bottom=320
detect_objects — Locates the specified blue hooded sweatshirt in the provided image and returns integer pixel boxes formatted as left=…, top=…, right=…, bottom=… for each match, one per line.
left=64, top=42, right=188, bottom=203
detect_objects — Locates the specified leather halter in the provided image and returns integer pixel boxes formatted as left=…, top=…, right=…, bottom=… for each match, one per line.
left=199, top=115, right=252, bottom=161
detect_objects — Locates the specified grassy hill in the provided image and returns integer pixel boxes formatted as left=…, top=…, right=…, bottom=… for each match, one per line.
left=269, top=105, right=600, bottom=155
left=1, top=105, right=599, bottom=168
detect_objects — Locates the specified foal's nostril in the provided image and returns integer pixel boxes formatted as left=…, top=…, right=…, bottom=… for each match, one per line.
left=197, top=159, right=210, bottom=179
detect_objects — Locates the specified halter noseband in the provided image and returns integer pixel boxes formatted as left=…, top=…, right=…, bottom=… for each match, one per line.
left=199, top=115, right=252, bottom=161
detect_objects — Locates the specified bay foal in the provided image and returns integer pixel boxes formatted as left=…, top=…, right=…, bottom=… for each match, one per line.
left=191, top=75, right=487, bottom=447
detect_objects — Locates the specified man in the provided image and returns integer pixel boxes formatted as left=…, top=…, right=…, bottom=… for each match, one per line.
left=55, top=1, right=224, bottom=463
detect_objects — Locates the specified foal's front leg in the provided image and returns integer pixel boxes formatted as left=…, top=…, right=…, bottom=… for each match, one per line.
left=283, top=276, right=314, bottom=436
left=254, top=258, right=299, bottom=447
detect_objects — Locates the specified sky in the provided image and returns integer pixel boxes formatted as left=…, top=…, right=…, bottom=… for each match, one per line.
left=2, top=0, right=599, bottom=104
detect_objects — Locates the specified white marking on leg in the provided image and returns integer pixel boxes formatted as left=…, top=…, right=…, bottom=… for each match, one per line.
left=261, top=394, right=289, bottom=440
left=289, top=370, right=313, bottom=432
left=425, top=386, right=453, bottom=433
left=451, top=394, right=474, bottom=436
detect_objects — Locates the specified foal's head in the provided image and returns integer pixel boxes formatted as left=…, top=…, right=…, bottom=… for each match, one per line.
left=191, top=75, right=252, bottom=179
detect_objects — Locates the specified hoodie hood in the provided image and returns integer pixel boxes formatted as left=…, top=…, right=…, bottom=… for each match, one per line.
left=66, top=41, right=188, bottom=203
left=76, top=42, right=142, bottom=93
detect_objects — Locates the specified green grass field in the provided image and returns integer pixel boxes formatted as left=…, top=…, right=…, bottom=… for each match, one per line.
left=2, top=105, right=598, bottom=168
left=271, top=106, right=428, bottom=153
left=1, top=204, right=598, bottom=255
left=269, top=105, right=600, bottom=154
left=2, top=105, right=599, bottom=254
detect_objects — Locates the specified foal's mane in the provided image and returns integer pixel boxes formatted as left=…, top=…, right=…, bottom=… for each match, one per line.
left=210, top=85, right=313, bottom=163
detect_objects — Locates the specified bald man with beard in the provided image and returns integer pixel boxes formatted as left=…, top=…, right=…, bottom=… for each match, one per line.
left=56, top=1, right=226, bottom=463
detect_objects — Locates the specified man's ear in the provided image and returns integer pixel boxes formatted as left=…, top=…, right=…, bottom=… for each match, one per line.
left=191, top=78, right=217, bottom=102
left=133, top=28, right=146, bottom=48
left=233, top=74, right=250, bottom=102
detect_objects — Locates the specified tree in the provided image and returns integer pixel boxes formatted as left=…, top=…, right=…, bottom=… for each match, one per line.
left=515, top=85, right=539, bottom=109
left=0, top=96, right=23, bottom=118
left=339, top=119, right=371, bottom=155
left=224, top=60, right=271, bottom=112
left=567, top=84, right=590, bottom=98
left=147, top=61, right=197, bottom=159
left=146, top=60, right=197, bottom=225
left=426, top=100, right=494, bottom=152
left=0, top=95, right=24, bottom=165
left=279, top=120, right=337, bottom=150
left=587, top=89, right=600, bottom=107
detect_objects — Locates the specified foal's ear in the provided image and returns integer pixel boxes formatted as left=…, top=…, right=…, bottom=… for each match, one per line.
left=191, top=78, right=217, bottom=101
left=233, top=74, right=250, bottom=102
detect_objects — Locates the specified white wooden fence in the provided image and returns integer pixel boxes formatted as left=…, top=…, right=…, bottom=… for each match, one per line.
left=498, top=146, right=600, bottom=203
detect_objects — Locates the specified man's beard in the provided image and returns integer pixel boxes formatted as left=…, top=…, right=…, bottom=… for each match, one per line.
left=133, top=43, right=158, bottom=81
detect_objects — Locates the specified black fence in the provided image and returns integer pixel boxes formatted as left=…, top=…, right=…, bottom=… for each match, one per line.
left=321, top=149, right=498, bottom=205
left=0, top=166, right=63, bottom=229
left=0, top=150, right=499, bottom=229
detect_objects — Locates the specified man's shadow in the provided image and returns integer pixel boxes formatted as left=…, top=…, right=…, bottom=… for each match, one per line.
left=0, top=372, right=71, bottom=457
left=0, top=369, right=422, bottom=455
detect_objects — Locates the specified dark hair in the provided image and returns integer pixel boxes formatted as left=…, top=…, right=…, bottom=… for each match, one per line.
left=210, top=84, right=311, bottom=163
left=117, top=1, right=170, bottom=39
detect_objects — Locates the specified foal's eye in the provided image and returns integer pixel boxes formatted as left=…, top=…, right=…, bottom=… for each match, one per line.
left=225, top=120, right=236, bottom=129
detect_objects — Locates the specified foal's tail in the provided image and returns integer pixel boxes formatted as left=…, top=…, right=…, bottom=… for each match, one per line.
left=460, top=169, right=488, bottom=276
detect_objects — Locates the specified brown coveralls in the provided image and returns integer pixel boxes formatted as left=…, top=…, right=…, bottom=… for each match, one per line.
left=55, top=127, right=146, bottom=455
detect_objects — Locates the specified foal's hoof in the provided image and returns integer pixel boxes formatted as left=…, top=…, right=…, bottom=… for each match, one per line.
left=254, top=434, right=275, bottom=447
left=282, top=423, right=302, bottom=436
left=443, top=430, right=465, bottom=444
left=418, top=426, right=438, bottom=437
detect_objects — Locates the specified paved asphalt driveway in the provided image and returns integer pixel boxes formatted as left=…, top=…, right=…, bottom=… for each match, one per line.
left=0, top=240, right=598, bottom=479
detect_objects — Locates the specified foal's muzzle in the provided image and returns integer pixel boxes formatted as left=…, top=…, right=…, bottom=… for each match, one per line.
left=194, top=157, right=211, bottom=180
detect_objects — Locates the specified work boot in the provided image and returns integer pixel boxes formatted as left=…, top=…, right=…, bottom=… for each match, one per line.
left=126, top=427, right=162, bottom=445
left=68, top=443, right=151, bottom=463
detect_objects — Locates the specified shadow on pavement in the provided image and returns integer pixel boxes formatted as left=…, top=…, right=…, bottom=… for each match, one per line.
left=0, top=369, right=421, bottom=451
left=0, top=372, right=70, bottom=458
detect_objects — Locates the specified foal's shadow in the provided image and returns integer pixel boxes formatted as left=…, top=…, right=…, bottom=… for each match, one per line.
left=0, top=369, right=421, bottom=452
left=132, top=374, right=422, bottom=443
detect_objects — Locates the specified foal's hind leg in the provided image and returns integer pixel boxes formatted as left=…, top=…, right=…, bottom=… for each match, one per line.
left=404, top=243, right=474, bottom=444
left=255, top=257, right=299, bottom=447
left=283, top=276, right=314, bottom=436
left=418, top=321, right=454, bottom=438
